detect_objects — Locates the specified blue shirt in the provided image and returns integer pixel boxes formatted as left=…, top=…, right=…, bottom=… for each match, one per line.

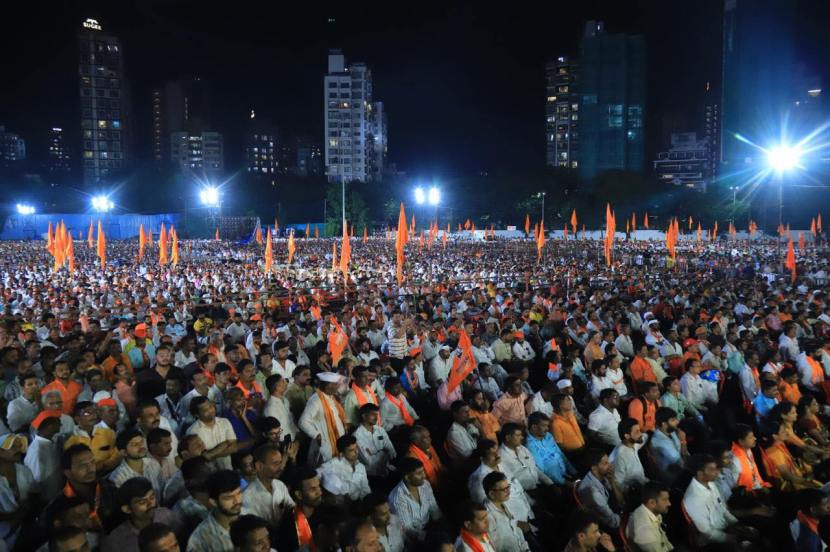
left=526, top=433, right=574, bottom=484
left=650, top=429, right=682, bottom=482
left=752, top=394, right=779, bottom=423
left=224, top=409, right=258, bottom=451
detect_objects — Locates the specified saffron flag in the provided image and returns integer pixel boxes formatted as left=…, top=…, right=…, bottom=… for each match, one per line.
left=446, top=329, right=476, bottom=394
left=524, top=214, right=531, bottom=236
left=171, top=227, right=179, bottom=267
left=306, top=223, right=310, bottom=239
left=419, top=230, right=425, bottom=251
left=811, top=218, right=817, bottom=237
left=328, top=316, right=349, bottom=365
left=215, top=228, right=220, bottom=241
left=785, top=239, right=796, bottom=282
left=332, top=242, right=338, bottom=272
left=363, top=225, right=368, bottom=244
left=264, top=226, right=273, bottom=273
left=288, top=230, right=296, bottom=265
left=255, top=225, right=263, bottom=245
left=66, top=234, right=75, bottom=273
left=396, top=203, right=407, bottom=284
left=644, top=212, right=649, bottom=229
left=537, top=220, right=545, bottom=260
left=97, top=221, right=106, bottom=268
left=570, top=209, right=577, bottom=235
left=139, top=224, right=146, bottom=260
left=697, top=222, right=702, bottom=244
left=87, top=221, right=94, bottom=248
left=631, top=212, right=636, bottom=233
left=341, top=222, right=351, bottom=279
left=799, top=231, right=805, bottom=251
left=159, top=223, right=168, bottom=266
left=315, top=226, right=319, bottom=238
left=819, top=213, right=823, bottom=233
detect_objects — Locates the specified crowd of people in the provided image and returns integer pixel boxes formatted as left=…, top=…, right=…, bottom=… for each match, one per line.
left=0, top=232, right=829, bottom=551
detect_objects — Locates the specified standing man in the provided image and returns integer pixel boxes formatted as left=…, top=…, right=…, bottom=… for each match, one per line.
left=299, top=372, right=347, bottom=465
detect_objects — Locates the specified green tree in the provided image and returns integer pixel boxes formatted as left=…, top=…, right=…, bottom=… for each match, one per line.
left=325, top=182, right=370, bottom=237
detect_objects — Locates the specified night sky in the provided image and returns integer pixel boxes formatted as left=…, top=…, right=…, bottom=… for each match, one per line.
left=3, top=1, right=830, bottom=178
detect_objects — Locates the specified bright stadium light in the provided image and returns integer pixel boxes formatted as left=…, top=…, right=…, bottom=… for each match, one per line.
left=427, top=187, right=441, bottom=206
left=15, top=204, right=34, bottom=215
left=200, top=186, right=220, bottom=207
left=414, top=187, right=425, bottom=205
left=767, top=145, right=802, bottom=173
left=91, top=195, right=114, bottom=213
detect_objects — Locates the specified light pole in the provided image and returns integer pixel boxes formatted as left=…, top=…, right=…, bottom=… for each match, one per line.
left=535, top=191, right=546, bottom=227
left=341, top=179, right=346, bottom=234
left=767, top=145, right=801, bottom=258
left=199, top=186, right=221, bottom=237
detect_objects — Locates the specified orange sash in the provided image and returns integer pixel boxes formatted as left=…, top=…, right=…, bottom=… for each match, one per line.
left=385, top=392, right=415, bottom=425
left=460, top=529, right=492, bottom=552
left=408, top=443, right=442, bottom=487
left=352, top=383, right=381, bottom=424
left=806, top=356, right=824, bottom=385
left=234, top=379, right=262, bottom=399
left=797, top=511, right=820, bottom=536
left=317, top=390, right=346, bottom=453
left=731, top=442, right=770, bottom=490
left=64, top=481, right=102, bottom=528
left=295, top=506, right=316, bottom=551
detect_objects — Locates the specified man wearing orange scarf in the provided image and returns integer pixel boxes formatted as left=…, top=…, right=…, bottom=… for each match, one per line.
left=455, top=501, right=497, bottom=552
left=343, top=366, right=380, bottom=427
left=277, top=466, right=322, bottom=552
left=731, top=424, right=771, bottom=493
left=406, top=425, right=445, bottom=488
left=298, top=372, right=346, bottom=465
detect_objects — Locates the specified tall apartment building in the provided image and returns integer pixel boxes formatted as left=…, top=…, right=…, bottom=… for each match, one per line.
left=653, top=132, right=712, bottom=192
left=323, top=50, right=387, bottom=183
left=0, top=126, right=26, bottom=168
left=152, top=76, right=211, bottom=164
left=170, top=131, right=224, bottom=175
left=47, top=127, right=71, bottom=174
left=545, top=57, right=579, bottom=169
left=578, top=21, right=646, bottom=181
left=246, top=113, right=278, bottom=185
left=78, top=18, right=128, bottom=186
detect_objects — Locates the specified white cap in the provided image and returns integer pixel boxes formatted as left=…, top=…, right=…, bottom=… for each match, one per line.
left=819, top=314, right=830, bottom=326
left=440, top=345, right=451, bottom=351
left=556, top=379, right=573, bottom=390
left=317, top=372, right=342, bottom=383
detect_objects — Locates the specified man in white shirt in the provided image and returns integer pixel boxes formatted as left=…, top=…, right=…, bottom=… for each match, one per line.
left=178, top=368, right=220, bottom=428
left=588, top=389, right=622, bottom=447
left=609, top=418, right=648, bottom=495
left=185, top=396, right=238, bottom=471
left=429, top=346, right=453, bottom=387
left=366, top=493, right=405, bottom=552
left=271, top=341, right=296, bottom=383
left=241, top=443, right=294, bottom=526
left=7, top=372, right=40, bottom=432
left=356, top=338, right=380, bottom=367
left=778, top=324, right=800, bottom=362
left=263, top=374, right=298, bottom=442
left=224, top=313, right=250, bottom=344
left=468, top=440, right=532, bottom=523
left=511, top=333, right=535, bottom=363
left=683, top=454, right=757, bottom=547
left=298, top=372, right=347, bottom=465
left=354, top=403, right=396, bottom=479
left=343, top=366, right=381, bottom=427
left=482, top=471, right=531, bottom=552
left=526, top=384, right=555, bottom=417
left=626, top=482, right=674, bottom=552
left=498, top=422, right=553, bottom=492
left=389, top=456, right=442, bottom=542
left=614, top=323, right=635, bottom=359
left=380, top=378, right=419, bottom=432
left=680, top=358, right=718, bottom=412
left=24, top=412, right=63, bottom=501
left=317, top=434, right=371, bottom=502
left=108, top=428, right=164, bottom=497
left=446, top=401, right=480, bottom=466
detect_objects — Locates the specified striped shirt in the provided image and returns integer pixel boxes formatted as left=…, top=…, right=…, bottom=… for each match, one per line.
left=186, top=512, right=233, bottom=552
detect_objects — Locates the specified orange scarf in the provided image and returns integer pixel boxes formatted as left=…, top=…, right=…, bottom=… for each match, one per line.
left=797, top=511, right=820, bottom=536
left=235, top=379, right=262, bottom=399
left=460, top=529, right=492, bottom=552
left=64, top=481, right=102, bottom=528
left=352, top=383, right=381, bottom=424
left=294, top=506, right=316, bottom=551
left=547, top=363, right=559, bottom=381
left=385, top=392, right=415, bottom=425
left=408, top=443, right=442, bottom=487
left=731, top=442, right=770, bottom=490
left=806, top=356, right=823, bottom=385
left=317, top=390, right=346, bottom=453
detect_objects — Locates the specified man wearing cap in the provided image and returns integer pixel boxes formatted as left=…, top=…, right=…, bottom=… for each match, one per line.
left=429, top=345, right=454, bottom=387
left=25, top=412, right=63, bottom=500
left=125, top=324, right=156, bottom=372
left=299, top=371, right=347, bottom=465
left=512, top=332, right=535, bottom=363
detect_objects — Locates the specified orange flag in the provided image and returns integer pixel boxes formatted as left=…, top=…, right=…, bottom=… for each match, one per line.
left=350, top=224, right=354, bottom=238
left=159, top=224, right=168, bottom=265
left=46, top=222, right=54, bottom=255
left=97, top=221, right=106, bottom=267
left=288, top=230, right=296, bottom=264
left=332, top=242, right=338, bottom=272
left=171, top=227, right=179, bottom=266
left=713, top=221, right=718, bottom=240
left=341, top=222, right=351, bottom=279
left=419, top=230, right=425, bottom=251
left=87, top=221, right=94, bottom=248
left=626, top=219, right=630, bottom=234
left=442, top=228, right=448, bottom=249
left=688, top=216, right=693, bottom=230
left=274, top=218, right=279, bottom=235
left=410, top=214, right=416, bottom=234
left=396, top=203, right=408, bottom=284
left=464, top=219, right=471, bottom=230
left=818, top=213, right=823, bottom=233
left=533, top=222, right=539, bottom=241
left=264, top=226, right=273, bottom=273
left=564, top=223, right=569, bottom=239
left=631, top=212, right=636, bottom=233
left=328, top=316, right=349, bottom=365
left=536, top=220, right=545, bottom=260
left=570, top=209, right=578, bottom=235
left=446, top=329, right=476, bottom=394
left=785, top=239, right=796, bottom=282
left=644, top=212, right=649, bottom=229
left=811, top=218, right=817, bottom=237
left=66, top=233, right=75, bottom=273
left=604, top=203, right=615, bottom=266
left=139, top=224, right=147, bottom=260
left=524, top=214, right=531, bottom=235
left=305, top=223, right=310, bottom=239
left=255, top=224, right=263, bottom=245
left=799, top=231, right=806, bottom=251
left=363, top=225, right=368, bottom=244
left=215, top=227, right=220, bottom=241
left=458, top=223, right=462, bottom=232
left=315, top=226, right=319, bottom=238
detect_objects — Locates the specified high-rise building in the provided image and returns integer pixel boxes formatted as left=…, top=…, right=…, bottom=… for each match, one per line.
left=653, top=132, right=711, bottom=192
left=578, top=21, right=645, bottom=181
left=47, top=127, right=71, bottom=174
left=295, top=136, right=323, bottom=177
left=0, top=126, right=26, bottom=167
left=720, top=0, right=795, bottom=176
left=78, top=18, right=128, bottom=186
left=245, top=112, right=278, bottom=185
left=703, top=82, right=720, bottom=180
left=545, top=56, right=579, bottom=169
left=170, top=131, right=223, bottom=175
left=324, top=50, right=386, bottom=183
left=152, top=76, right=211, bottom=164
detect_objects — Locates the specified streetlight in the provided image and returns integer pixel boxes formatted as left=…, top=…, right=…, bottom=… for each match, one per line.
left=199, top=186, right=220, bottom=207
left=427, top=187, right=440, bottom=206
left=414, top=187, right=426, bottom=205
left=15, top=204, right=34, bottom=215
left=535, top=191, right=546, bottom=226
left=766, top=144, right=803, bottom=257
left=91, top=195, right=114, bottom=213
